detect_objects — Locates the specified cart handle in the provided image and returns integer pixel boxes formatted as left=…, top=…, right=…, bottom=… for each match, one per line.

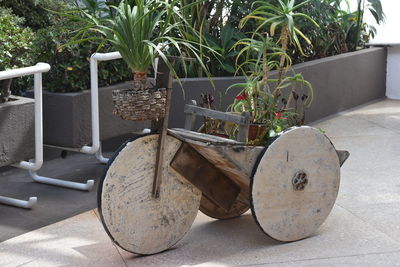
left=184, top=101, right=251, bottom=142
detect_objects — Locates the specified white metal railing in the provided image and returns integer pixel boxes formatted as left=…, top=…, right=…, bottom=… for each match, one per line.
left=0, top=63, right=50, bottom=208
left=0, top=53, right=157, bottom=208
left=88, top=51, right=158, bottom=159
left=25, top=53, right=119, bottom=191
left=27, top=51, right=157, bottom=192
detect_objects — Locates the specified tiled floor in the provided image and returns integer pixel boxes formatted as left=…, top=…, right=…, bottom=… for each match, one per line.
left=0, top=153, right=108, bottom=242
left=1, top=99, right=400, bottom=266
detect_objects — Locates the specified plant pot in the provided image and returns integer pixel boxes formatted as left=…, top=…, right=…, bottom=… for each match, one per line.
left=248, top=124, right=269, bottom=145
left=0, top=96, right=35, bottom=167
left=112, top=87, right=167, bottom=121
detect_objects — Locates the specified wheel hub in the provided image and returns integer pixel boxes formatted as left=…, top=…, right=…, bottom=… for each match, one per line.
left=292, top=171, right=308, bottom=191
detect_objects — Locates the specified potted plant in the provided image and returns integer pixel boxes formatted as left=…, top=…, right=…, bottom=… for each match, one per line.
left=0, top=8, right=36, bottom=167
left=227, top=0, right=316, bottom=145
left=70, top=0, right=212, bottom=122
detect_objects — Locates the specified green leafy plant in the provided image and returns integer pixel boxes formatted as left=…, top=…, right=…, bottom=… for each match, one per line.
left=68, top=0, right=212, bottom=89
left=240, top=0, right=319, bottom=86
left=0, top=8, right=34, bottom=102
left=227, top=1, right=317, bottom=144
left=31, top=20, right=131, bottom=93
left=292, top=0, right=385, bottom=61
left=0, top=0, right=74, bottom=30
left=205, top=24, right=246, bottom=74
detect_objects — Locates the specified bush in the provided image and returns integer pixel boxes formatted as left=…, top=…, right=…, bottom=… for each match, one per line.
left=0, top=8, right=34, bottom=71
left=0, top=8, right=34, bottom=101
left=30, top=20, right=132, bottom=93
left=6, top=3, right=132, bottom=94
left=0, top=0, right=74, bottom=30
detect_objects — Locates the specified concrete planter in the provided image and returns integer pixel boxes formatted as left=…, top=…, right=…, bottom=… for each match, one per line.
left=0, top=96, right=35, bottom=167
left=28, top=82, right=148, bottom=148
left=29, top=47, right=385, bottom=150
left=169, top=47, right=387, bottom=128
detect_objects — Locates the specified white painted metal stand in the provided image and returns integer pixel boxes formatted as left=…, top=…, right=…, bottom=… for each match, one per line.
left=23, top=52, right=119, bottom=192
left=0, top=53, right=156, bottom=208
left=0, top=63, right=50, bottom=208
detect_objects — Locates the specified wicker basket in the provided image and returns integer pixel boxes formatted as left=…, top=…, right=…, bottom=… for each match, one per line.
left=112, top=87, right=167, bottom=121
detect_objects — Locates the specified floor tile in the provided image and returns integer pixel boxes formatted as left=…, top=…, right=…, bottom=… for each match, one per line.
left=116, top=206, right=400, bottom=266
left=0, top=211, right=126, bottom=267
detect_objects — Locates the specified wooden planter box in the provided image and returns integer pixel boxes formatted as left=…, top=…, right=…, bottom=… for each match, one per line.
left=28, top=82, right=149, bottom=148
left=0, top=96, right=35, bottom=167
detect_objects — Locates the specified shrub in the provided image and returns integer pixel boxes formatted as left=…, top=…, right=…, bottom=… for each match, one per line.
left=30, top=20, right=132, bottom=93
left=0, top=0, right=74, bottom=30
left=0, top=8, right=34, bottom=101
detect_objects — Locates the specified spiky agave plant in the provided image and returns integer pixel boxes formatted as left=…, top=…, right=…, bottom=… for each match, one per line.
left=70, top=0, right=211, bottom=89
left=240, top=0, right=318, bottom=88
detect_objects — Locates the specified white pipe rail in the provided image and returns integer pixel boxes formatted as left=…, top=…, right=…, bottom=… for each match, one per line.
left=79, top=52, right=123, bottom=158
left=0, top=63, right=50, bottom=209
left=0, top=196, right=37, bottom=209
left=86, top=51, right=158, bottom=163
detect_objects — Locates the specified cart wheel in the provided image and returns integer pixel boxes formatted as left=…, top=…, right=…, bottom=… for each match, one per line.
left=200, top=196, right=249, bottom=220
left=98, top=134, right=201, bottom=255
left=250, top=126, right=341, bottom=242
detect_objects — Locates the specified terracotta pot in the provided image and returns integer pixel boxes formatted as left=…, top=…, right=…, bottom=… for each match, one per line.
left=248, top=124, right=269, bottom=144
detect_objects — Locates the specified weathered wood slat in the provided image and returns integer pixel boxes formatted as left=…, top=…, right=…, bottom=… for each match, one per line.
left=184, top=104, right=251, bottom=125
left=152, top=88, right=172, bottom=197
left=168, top=128, right=244, bottom=145
left=184, top=100, right=197, bottom=131
left=336, top=150, right=350, bottom=166
left=199, top=195, right=250, bottom=220
left=99, top=135, right=201, bottom=255
left=250, top=127, right=341, bottom=242
left=171, top=143, right=241, bottom=211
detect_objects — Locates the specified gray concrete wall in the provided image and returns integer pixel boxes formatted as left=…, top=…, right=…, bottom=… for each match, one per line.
left=29, top=47, right=386, bottom=151
left=28, top=82, right=149, bottom=148
left=169, top=47, right=387, bottom=127
left=0, top=96, right=35, bottom=167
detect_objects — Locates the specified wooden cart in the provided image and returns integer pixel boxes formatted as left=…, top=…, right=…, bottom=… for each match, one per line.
left=98, top=106, right=349, bottom=255
left=97, top=61, right=349, bottom=255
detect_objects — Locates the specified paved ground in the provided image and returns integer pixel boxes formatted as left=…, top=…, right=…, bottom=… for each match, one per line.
left=1, top=99, right=400, bottom=266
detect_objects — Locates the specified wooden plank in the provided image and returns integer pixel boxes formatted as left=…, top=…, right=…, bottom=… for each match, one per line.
left=336, top=150, right=350, bottom=166
left=168, top=128, right=243, bottom=145
left=200, top=195, right=249, bottom=220
left=209, top=145, right=264, bottom=178
left=152, top=58, right=174, bottom=198
left=250, top=127, right=341, bottom=242
left=184, top=100, right=197, bottom=130
left=190, top=145, right=252, bottom=197
left=238, top=112, right=251, bottom=142
left=100, top=135, right=201, bottom=255
left=171, top=143, right=241, bottom=211
left=184, top=104, right=251, bottom=125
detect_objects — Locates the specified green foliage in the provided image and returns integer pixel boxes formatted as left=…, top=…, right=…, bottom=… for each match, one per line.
left=68, top=0, right=212, bottom=85
left=5, top=1, right=132, bottom=94
left=0, top=0, right=74, bottom=30
left=30, top=20, right=131, bottom=93
left=0, top=8, right=34, bottom=71
left=205, top=25, right=246, bottom=75
left=241, top=0, right=319, bottom=56
left=226, top=1, right=317, bottom=144
left=0, top=8, right=35, bottom=102
left=293, top=0, right=385, bottom=61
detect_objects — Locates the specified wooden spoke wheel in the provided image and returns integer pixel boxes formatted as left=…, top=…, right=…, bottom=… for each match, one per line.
left=250, top=126, right=341, bottom=242
left=98, top=134, right=201, bottom=255
left=200, top=196, right=249, bottom=220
